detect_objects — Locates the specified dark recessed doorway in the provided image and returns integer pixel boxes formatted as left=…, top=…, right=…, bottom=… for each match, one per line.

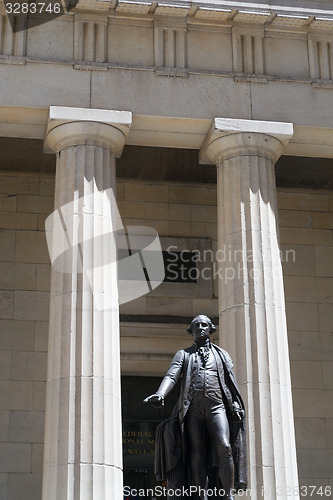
left=122, top=376, right=179, bottom=499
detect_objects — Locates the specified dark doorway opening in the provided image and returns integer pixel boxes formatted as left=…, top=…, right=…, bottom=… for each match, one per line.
left=122, top=376, right=180, bottom=499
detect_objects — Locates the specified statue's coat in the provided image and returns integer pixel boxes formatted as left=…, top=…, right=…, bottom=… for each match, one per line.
left=155, top=343, right=247, bottom=493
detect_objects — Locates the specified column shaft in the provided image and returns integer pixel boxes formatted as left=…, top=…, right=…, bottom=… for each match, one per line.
left=218, top=151, right=298, bottom=499
left=42, top=145, right=122, bottom=500
left=42, top=107, right=132, bottom=500
left=202, top=120, right=299, bottom=500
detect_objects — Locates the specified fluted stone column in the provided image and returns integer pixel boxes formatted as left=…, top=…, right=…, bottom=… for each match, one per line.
left=201, top=119, right=299, bottom=500
left=42, top=107, right=132, bottom=500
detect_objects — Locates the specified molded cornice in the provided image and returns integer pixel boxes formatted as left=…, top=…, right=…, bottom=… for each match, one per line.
left=69, top=0, right=333, bottom=29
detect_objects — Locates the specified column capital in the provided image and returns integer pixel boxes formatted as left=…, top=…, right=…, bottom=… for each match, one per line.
left=44, top=106, right=132, bottom=156
left=200, top=118, right=293, bottom=165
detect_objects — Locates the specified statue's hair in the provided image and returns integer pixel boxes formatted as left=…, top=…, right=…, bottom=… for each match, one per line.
left=187, top=314, right=216, bottom=335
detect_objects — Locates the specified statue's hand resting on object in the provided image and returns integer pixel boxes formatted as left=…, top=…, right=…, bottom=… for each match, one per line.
left=232, top=401, right=245, bottom=422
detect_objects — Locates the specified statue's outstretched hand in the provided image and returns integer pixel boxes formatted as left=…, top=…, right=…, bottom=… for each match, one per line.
left=143, top=394, right=164, bottom=408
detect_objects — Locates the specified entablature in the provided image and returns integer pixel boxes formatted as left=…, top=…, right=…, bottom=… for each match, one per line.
left=1, top=0, right=333, bottom=28
left=1, top=0, right=332, bottom=83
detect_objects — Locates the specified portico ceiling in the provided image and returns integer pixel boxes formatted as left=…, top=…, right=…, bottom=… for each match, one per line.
left=0, top=137, right=332, bottom=190
left=1, top=107, right=333, bottom=159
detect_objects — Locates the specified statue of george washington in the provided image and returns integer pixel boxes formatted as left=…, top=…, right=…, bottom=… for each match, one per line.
left=144, top=315, right=247, bottom=500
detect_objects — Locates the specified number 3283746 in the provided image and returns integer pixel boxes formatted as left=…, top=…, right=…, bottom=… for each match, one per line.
left=5, top=2, right=62, bottom=14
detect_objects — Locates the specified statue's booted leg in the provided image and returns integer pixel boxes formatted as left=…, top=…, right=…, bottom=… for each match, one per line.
left=207, top=401, right=234, bottom=500
left=184, top=395, right=208, bottom=500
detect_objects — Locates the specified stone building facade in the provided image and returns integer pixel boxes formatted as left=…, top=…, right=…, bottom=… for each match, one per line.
left=0, top=0, right=332, bottom=499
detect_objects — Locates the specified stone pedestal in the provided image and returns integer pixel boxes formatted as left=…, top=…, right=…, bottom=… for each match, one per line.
left=42, top=107, right=132, bottom=500
left=201, top=119, right=299, bottom=500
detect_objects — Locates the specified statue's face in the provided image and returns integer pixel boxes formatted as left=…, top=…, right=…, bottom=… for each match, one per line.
left=191, top=316, right=211, bottom=342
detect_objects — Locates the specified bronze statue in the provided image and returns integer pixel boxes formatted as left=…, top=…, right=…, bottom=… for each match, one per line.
left=144, top=315, right=247, bottom=500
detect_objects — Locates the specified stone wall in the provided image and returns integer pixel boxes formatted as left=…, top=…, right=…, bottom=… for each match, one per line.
left=0, top=172, right=53, bottom=500
left=279, top=189, right=333, bottom=494
left=117, top=178, right=218, bottom=319
left=0, top=170, right=332, bottom=498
